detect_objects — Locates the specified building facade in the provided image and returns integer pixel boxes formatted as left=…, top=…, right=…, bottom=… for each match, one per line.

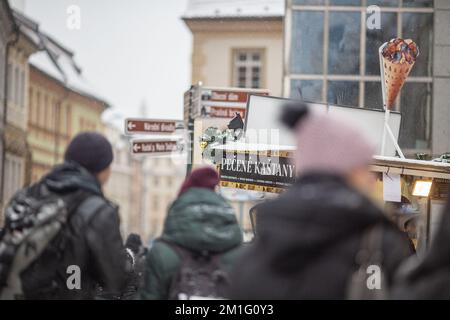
left=141, top=156, right=186, bottom=241
left=284, top=0, right=448, bottom=158
left=3, top=13, right=38, bottom=206
left=104, top=124, right=145, bottom=237
left=0, top=0, right=16, bottom=220
left=11, top=10, right=109, bottom=183
left=183, top=0, right=284, bottom=96
left=28, top=65, right=107, bottom=182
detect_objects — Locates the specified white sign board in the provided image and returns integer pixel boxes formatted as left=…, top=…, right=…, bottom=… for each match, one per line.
left=244, top=95, right=402, bottom=157
left=244, top=95, right=327, bottom=147
left=382, top=172, right=402, bottom=202
left=328, top=105, right=401, bottom=157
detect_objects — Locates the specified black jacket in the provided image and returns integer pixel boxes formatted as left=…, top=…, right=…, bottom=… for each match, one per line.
left=15, top=162, right=127, bottom=299
left=392, top=193, right=450, bottom=299
left=228, top=174, right=413, bottom=300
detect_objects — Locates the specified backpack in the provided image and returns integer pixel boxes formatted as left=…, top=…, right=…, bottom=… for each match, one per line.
left=0, top=188, right=88, bottom=300
left=161, top=239, right=229, bottom=300
left=346, top=224, right=388, bottom=300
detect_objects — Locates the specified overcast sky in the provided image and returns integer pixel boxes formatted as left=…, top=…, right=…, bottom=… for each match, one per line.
left=14, top=0, right=191, bottom=123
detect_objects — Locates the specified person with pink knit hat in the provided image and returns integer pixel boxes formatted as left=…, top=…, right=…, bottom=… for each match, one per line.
left=228, top=102, right=413, bottom=300
left=282, top=102, right=377, bottom=197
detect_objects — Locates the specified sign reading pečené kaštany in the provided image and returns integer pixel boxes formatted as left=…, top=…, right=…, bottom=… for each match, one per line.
left=218, top=150, right=296, bottom=193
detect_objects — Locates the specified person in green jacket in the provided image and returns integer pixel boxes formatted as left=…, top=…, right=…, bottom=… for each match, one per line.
left=140, top=167, right=243, bottom=300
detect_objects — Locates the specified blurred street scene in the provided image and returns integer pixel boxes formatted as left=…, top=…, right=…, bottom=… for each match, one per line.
left=0, top=0, right=450, bottom=302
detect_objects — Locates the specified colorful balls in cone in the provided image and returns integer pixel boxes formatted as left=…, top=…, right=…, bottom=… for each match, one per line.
left=380, top=38, right=419, bottom=109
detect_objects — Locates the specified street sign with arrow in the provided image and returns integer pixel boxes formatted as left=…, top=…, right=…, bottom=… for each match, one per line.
left=125, top=118, right=184, bottom=135
left=131, top=139, right=183, bottom=155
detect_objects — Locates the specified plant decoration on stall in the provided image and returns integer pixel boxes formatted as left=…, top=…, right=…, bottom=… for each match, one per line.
left=199, top=113, right=244, bottom=163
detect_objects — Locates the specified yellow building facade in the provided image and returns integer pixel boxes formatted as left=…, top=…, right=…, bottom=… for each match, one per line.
left=3, top=26, right=38, bottom=205
left=28, top=65, right=107, bottom=183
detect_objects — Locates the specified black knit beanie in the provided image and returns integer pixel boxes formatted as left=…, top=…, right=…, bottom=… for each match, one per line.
left=64, top=132, right=114, bottom=174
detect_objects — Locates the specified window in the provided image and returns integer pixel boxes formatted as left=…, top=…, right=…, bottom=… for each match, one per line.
left=288, top=1, right=434, bottom=150
left=7, top=63, right=13, bottom=102
left=0, top=50, right=4, bottom=101
left=44, top=95, right=49, bottom=128
left=233, top=50, right=263, bottom=89
left=291, top=11, right=324, bottom=75
left=399, top=82, right=432, bottom=150
left=328, top=12, right=360, bottom=75
left=19, top=70, right=25, bottom=109
left=366, top=12, right=398, bottom=75
left=291, top=80, right=323, bottom=102
left=327, top=81, right=359, bottom=107
left=36, top=91, right=41, bottom=126
left=3, top=154, right=24, bottom=204
left=293, top=0, right=325, bottom=4
left=29, top=88, right=34, bottom=123
left=14, top=66, right=20, bottom=106
left=64, top=104, right=71, bottom=134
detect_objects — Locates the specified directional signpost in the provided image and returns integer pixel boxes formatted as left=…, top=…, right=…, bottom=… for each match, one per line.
left=131, top=139, right=182, bottom=155
left=125, top=118, right=185, bottom=157
left=125, top=118, right=183, bottom=135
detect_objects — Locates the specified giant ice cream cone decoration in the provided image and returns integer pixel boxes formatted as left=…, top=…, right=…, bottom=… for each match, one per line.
left=379, top=38, right=419, bottom=109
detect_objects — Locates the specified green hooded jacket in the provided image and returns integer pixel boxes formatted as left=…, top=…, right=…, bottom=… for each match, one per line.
left=140, top=188, right=243, bottom=300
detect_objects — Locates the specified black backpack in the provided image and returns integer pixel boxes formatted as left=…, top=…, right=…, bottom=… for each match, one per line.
left=0, top=187, right=88, bottom=299
left=161, top=239, right=229, bottom=300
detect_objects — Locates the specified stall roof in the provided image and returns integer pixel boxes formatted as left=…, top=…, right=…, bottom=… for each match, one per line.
left=214, top=143, right=450, bottom=180
left=372, top=156, right=450, bottom=180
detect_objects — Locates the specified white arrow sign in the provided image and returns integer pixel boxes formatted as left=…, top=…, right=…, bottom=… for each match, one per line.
left=128, top=122, right=136, bottom=131
left=133, top=143, right=141, bottom=153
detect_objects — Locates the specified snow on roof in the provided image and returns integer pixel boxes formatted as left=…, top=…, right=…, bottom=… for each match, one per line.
left=183, top=0, right=285, bottom=19
left=13, top=10, right=110, bottom=107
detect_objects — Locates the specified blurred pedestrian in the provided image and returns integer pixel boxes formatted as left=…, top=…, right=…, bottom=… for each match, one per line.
left=140, top=167, right=243, bottom=300
left=228, top=102, right=413, bottom=300
left=121, top=233, right=147, bottom=300
left=0, top=132, right=127, bottom=299
left=392, top=189, right=450, bottom=299
left=389, top=197, right=421, bottom=254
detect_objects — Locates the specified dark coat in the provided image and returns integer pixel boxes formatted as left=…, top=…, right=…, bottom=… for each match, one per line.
left=228, top=174, right=413, bottom=300
left=392, top=193, right=450, bottom=299
left=140, top=188, right=243, bottom=300
left=14, top=162, right=128, bottom=299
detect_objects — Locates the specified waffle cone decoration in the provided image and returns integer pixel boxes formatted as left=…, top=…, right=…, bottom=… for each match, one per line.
left=380, top=38, right=419, bottom=109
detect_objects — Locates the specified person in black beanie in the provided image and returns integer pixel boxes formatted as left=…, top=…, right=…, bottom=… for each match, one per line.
left=3, top=131, right=128, bottom=299
left=64, top=131, right=114, bottom=186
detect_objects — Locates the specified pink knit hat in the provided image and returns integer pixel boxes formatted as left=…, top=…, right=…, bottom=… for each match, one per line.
left=281, top=102, right=375, bottom=176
